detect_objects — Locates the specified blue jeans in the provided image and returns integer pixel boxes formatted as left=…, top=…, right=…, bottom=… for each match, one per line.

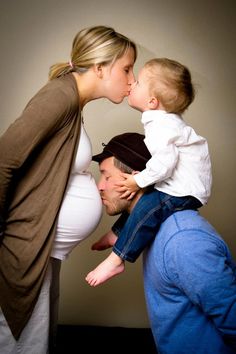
left=112, top=189, right=202, bottom=262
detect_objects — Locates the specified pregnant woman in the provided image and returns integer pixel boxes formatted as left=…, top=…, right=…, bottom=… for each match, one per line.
left=0, top=25, right=136, bottom=354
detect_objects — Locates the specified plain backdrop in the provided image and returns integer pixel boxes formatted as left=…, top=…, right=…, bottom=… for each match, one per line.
left=0, top=0, right=235, bottom=328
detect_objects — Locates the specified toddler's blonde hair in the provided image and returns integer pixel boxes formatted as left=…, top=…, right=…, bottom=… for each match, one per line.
left=144, top=58, right=195, bottom=114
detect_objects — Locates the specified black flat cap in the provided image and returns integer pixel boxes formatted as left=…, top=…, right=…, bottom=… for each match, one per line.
left=92, top=132, right=151, bottom=171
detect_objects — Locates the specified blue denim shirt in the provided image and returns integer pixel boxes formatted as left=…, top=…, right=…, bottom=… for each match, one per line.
left=143, top=210, right=236, bottom=354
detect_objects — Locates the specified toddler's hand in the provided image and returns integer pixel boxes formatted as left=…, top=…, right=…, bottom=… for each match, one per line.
left=115, top=173, right=140, bottom=200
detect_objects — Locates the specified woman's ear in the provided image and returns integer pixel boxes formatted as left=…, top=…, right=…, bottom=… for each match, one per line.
left=148, top=96, right=159, bottom=110
left=93, top=64, right=103, bottom=78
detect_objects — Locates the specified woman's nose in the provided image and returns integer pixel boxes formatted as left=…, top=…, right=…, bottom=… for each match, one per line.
left=131, top=81, right=137, bottom=89
left=129, top=72, right=136, bottom=84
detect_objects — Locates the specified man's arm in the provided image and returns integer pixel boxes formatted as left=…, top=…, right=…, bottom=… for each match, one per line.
left=165, top=231, right=236, bottom=349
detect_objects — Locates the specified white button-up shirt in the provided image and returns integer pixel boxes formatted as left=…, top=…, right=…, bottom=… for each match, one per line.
left=134, top=110, right=212, bottom=204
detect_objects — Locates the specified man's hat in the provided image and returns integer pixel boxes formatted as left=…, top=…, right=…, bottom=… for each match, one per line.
left=92, top=132, right=151, bottom=171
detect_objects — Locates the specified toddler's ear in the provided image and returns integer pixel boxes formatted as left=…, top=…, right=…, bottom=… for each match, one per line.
left=148, top=96, right=159, bottom=110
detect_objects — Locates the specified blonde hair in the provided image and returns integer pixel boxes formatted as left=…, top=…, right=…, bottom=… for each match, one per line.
left=49, top=26, right=137, bottom=80
left=144, top=58, right=195, bottom=114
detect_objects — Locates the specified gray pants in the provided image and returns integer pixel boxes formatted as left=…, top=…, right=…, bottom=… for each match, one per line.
left=0, top=258, right=61, bottom=354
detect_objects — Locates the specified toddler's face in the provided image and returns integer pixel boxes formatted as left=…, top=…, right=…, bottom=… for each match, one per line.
left=128, top=67, right=151, bottom=112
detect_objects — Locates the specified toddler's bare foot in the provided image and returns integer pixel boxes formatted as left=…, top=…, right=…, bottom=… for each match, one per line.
left=85, top=252, right=125, bottom=286
left=91, top=230, right=117, bottom=250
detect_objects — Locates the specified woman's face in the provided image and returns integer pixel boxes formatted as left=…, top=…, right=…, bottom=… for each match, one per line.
left=101, top=47, right=136, bottom=104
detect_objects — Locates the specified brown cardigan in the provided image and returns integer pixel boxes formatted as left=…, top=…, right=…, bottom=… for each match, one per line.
left=0, top=74, right=82, bottom=339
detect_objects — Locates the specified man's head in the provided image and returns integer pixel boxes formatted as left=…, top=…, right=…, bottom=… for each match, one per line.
left=92, top=132, right=151, bottom=216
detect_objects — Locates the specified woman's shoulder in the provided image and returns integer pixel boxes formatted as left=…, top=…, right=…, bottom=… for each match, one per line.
left=43, top=74, right=78, bottom=102
left=27, top=74, right=80, bottom=112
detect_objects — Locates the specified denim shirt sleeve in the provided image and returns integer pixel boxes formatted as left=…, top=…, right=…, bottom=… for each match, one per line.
left=164, top=230, right=236, bottom=349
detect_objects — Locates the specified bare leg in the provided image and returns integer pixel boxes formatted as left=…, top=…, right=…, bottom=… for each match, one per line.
left=85, top=251, right=125, bottom=286
left=91, top=230, right=118, bottom=250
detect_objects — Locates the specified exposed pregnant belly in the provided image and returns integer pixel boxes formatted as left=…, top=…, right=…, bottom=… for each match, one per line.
left=51, top=173, right=102, bottom=260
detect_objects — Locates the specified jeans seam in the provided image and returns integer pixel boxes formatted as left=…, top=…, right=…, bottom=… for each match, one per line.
left=118, top=194, right=172, bottom=261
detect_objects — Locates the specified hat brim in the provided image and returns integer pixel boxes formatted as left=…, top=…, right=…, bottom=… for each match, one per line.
left=92, top=150, right=113, bottom=163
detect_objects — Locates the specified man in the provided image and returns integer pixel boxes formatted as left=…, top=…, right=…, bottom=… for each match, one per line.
left=90, top=132, right=236, bottom=354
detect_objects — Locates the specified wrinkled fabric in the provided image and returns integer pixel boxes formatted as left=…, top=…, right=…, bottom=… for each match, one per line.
left=143, top=210, right=236, bottom=353
left=0, top=74, right=81, bottom=339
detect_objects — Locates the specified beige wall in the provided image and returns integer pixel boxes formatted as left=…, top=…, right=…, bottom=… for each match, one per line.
left=0, top=0, right=235, bottom=328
